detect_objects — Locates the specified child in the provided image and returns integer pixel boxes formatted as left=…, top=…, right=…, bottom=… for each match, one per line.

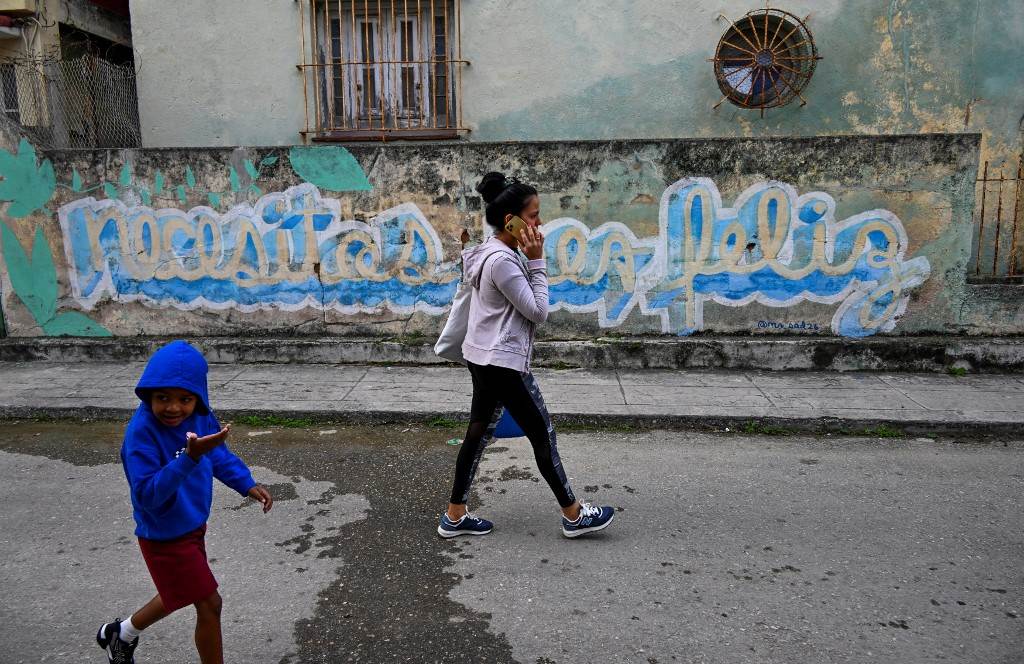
left=96, top=340, right=273, bottom=664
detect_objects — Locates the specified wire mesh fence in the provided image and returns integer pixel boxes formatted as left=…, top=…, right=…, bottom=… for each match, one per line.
left=0, top=52, right=140, bottom=149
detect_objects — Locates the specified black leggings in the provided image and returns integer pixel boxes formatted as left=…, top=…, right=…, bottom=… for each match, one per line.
left=449, top=362, right=576, bottom=508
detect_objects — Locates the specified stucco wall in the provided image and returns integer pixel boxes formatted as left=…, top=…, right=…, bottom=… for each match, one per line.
left=2, top=133, right=1006, bottom=340
left=128, top=0, right=306, bottom=147
left=463, top=1, right=1023, bottom=164
left=129, top=0, right=1023, bottom=171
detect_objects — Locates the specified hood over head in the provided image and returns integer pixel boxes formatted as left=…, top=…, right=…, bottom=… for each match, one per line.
left=134, top=340, right=211, bottom=415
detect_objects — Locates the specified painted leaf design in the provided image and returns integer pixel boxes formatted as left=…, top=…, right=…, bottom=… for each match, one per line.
left=0, top=138, right=57, bottom=218
left=185, top=165, right=196, bottom=189
left=1, top=224, right=57, bottom=324
left=229, top=166, right=240, bottom=192
left=103, top=183, right=117, bottom=199
left=71, top=169, right=83, bottom=192
left=208, top=192, right=221, bottom=207
left=244, top=159, right=258, bottom=179
left=0, top=223, right=31, bottom=310
left=176, top=185, right=186, bottom=203
left=29, top=225, right=58, bottom=323
left=42, top=311, right=113, bottom=337
left=260, top=155, right=278, bottom=167
left=288, top=146, right=371, bottom=191
left=140, top=189, right=152, bottom=206
left=119, top=163, right=132, bottom=186
left=154, top=170, right=165, bottom=194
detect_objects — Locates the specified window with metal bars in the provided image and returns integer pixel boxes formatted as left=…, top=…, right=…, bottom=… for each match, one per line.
left=299, top=0, right=466, bottom=141
left=0, top=64, right=20, bottom=124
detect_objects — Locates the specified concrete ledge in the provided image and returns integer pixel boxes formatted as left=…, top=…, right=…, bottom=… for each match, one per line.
left=1, top=405, right=1019, bottom=439
left=2, top=335, right=1024, bottom=372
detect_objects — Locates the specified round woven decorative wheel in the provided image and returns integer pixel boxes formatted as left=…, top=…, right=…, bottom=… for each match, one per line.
left=712, top=8, right=820, bottom=115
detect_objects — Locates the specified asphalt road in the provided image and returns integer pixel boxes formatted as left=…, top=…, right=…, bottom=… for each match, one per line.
left=0, top=421, right=1021, bottom=664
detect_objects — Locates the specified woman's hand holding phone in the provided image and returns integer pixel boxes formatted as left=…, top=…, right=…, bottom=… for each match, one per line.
left=519, top=224, right=544, bottom=260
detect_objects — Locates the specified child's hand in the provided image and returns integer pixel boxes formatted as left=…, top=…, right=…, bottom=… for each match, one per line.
left=185, top=425, right=231, bottom=461
left=248, top=484, right=273, bottom=513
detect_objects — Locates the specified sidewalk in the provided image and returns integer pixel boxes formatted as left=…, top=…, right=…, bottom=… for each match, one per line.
left=1, top=361, right=1022, bottom=435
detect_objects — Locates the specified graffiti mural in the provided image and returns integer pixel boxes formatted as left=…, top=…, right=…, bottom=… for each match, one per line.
left=0, top=133, right=929, bottom=338
left=0, top=139, right=111, bottom=336
left=54, top=177, right=930, bottom=338
left=59, top=184, right=459, bottom=314
left=2, top=140, right=396, bottom=335
left=545, top=178, right=930, bottom=338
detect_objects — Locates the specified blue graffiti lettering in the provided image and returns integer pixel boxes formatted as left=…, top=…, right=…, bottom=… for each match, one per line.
left=542, top=179, right=930, bottom=338
left=58, top=183, right=460, bottom=313
left=57, top=178, right=930, bottom=338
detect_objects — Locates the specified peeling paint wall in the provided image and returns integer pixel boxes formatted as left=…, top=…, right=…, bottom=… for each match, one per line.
left=130, top=0, right=1023, bottom=173
left=1, top=133, right=1007, bottom=339
left=463, top=0, right=1023, bottom=169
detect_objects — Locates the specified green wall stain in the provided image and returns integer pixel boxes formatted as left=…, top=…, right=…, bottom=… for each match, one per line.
left=288, top=145, right=372, bottom=191
left=0, top=139, right=56, bottom=218
left=474, top=0, right=1023, bottom=162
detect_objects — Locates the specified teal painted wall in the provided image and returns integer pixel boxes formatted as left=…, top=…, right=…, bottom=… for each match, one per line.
left=461, top=0, right=1023, bottom=166
left=128, top=0, right=1023, bottom=171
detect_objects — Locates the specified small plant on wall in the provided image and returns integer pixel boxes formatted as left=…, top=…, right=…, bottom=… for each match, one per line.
left=65, top=155, right=281, bottom=210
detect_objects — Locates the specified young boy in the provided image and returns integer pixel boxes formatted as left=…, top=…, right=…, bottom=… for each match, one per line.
left=96, top=340, right=273, bottom=664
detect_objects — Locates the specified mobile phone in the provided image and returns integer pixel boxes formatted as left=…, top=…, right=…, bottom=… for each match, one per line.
left=505, top=215, right=528, bottom=238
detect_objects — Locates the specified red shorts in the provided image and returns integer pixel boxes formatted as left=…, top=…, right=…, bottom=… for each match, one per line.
left=138, top=525, right=218, bottom=612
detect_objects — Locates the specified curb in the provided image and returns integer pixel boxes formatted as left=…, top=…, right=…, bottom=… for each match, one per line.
left=2, top=405, right=1018, bottom=439
left=2, top=335, right=1024, bottom=372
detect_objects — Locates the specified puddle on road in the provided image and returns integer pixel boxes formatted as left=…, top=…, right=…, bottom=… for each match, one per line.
left=0, top=419, right=518, bottom=664
left=7, top=420, right=1022, bottom=664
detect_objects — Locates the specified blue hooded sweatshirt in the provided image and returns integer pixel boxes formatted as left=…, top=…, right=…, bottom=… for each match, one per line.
left=121, top=340, right=256, bottom=541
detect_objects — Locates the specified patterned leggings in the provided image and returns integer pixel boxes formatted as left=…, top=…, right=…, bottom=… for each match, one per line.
left=448, top=362, right=576, bottom=508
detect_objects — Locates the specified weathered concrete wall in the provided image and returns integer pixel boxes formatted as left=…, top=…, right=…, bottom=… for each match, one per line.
left=463, top=0, right=1024, bottom=166
left=0, top=134, right=1000, bottom=339
left=129, top=0, right=1023, bottom=172
left=128, top=0, right=306, bottom=147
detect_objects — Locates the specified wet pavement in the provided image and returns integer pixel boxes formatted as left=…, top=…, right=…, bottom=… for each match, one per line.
left=1, top=420, right=1021, bottom=664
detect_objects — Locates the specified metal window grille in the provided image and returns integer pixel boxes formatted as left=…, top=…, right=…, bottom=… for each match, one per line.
left=0, top=63, right=20, bottom=124
left=711, top=7, right=821, bottom=117
left=298, top=0, right=468, bottom=141
left=970, top=155, right=1024, bottom=283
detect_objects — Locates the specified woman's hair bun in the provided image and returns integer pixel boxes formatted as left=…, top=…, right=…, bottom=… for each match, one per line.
left=475, top=171, right=508, bottom=204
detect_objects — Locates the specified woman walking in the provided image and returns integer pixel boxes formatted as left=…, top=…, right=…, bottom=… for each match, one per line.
left=438, top=172, right=614, bottom=539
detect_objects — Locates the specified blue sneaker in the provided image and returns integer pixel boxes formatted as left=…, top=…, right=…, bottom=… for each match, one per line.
left=437, top=512, right=493, bottom=538
left=96, top=619, right=138, bottom=664
left=562, top=501, right=614, bottom=538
